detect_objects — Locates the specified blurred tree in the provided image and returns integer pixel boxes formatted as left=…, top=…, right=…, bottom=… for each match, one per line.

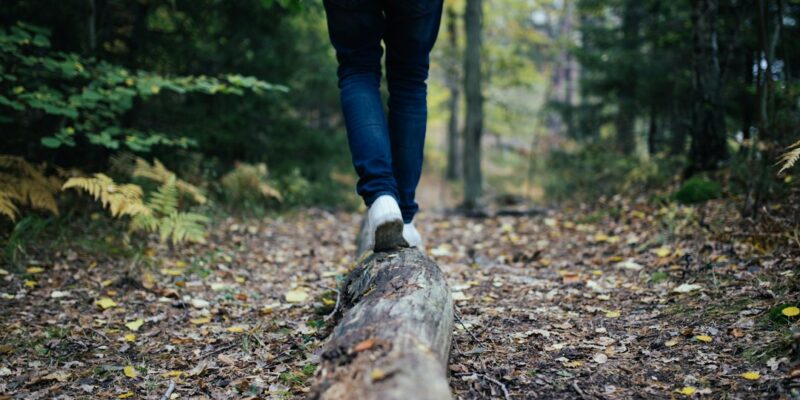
left=463, top=0, right=484, bottom=210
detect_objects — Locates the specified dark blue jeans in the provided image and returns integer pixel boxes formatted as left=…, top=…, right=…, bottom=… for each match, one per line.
left=324, top=0, right=444, bottom=223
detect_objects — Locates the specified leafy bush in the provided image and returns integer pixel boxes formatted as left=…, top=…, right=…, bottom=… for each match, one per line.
left=0, top=155, right=61, bottom=221
left=62, top=158, right=207, bottom=245
left=219, top=162, right=282, bottom=209
left=1, top=22, right=286, bottom=153
left=542, top=142, right=680, bottom=202
left=673, top=176, right=722, bottom=204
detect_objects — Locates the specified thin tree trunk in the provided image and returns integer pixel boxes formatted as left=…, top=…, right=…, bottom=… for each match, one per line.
left=687, top=0, right=727, bottom=175
left=463, top=0, right=484, bottom=211
left=445, top=5, right=461, bottom=181
left=615, top=0, right=640, bottom=155
left=648, top=104, right=658, bottom=156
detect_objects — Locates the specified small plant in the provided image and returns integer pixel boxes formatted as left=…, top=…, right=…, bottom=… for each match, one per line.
left=220, top=162, right=282, bottom=207
left=62, top=158, right=208, bottom=245
left=777, top=139, right=800, bottom=174
left=0, top=155, right=61, bottom=221
left=673, top=176, right=721, bottom=204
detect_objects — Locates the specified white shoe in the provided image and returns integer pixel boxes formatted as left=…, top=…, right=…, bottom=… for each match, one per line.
left=361, top=195, right=407, bottom=252
left=403, top=222, right=423, bottom=250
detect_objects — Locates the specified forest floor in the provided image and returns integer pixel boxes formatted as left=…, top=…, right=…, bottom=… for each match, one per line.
left=1, top=196, right=799, bottom=399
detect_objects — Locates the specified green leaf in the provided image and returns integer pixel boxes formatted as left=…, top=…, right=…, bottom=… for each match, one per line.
left=41, top=137, right=62, bottom=148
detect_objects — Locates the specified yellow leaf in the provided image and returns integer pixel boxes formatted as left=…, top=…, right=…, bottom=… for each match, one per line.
left=782, top=306, right=800, bottom=317
left=665, top=339, right=679, bottom=347
left=653, top=246, right=672, bottom=258
left=594, top=233, right=609, bottom=242
left=234, top=276, right=246, bottom=284
left=162, top=370, right=183, bottom=378
left=123, top=365, right=138, bottom=378
left=26, top=266, right=45, bottom=274
left=125, top=318, right=144, bottom=332
left=676, top=386, right=697, bottom=396
left=605, top=310, right=621, bottom=318
left=741, top=371, right=760, bottom=380
left=322, top=298, right=336, bottom=306
left=370, top=368, right=386, bottom=381
left=226, top=326, right=246, bottom=333
left=124, top=334, right=136, bottom=342
left=175, top=260, right=188, bottom=268
left=142, top=271, right=155, bottom=290
left=695, top=335, right=713, bottom=343
left=101, top=279, right=113, bottom=287
left=150, top=85, right=160, bottom=94
left=285, top=289, right=308, bottom=303
left=160, top=268, right=184, bottom=276
left=190, top=316, right=211, bottom=325
left=95, top=297, right=118, bottom=309
left=24, top=280, right=37, bottom=288
left=118, top=392, right=134, bottom=399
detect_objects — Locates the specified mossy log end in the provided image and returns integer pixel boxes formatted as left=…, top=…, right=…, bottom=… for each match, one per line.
left=310, top=248, right=454, bottom=400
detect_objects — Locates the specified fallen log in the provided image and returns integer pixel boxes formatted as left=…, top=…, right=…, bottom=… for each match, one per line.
left=311, top=246, right=454, bottom=400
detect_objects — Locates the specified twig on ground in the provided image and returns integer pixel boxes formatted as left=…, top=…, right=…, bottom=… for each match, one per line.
left=572, top=381, right=587, bottom=399
left=454, top=308, right=483, bottom=345
left=324, top=287, right=341, bottom=321
left=478, top=374, right=511, bottom=400
left=199, top=343, right=236, bottom=359
left=160, top=380, right=176, bottom=400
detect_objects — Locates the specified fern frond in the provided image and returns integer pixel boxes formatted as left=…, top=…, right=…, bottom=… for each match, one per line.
left=62, top=174, right=147, bottom=217
left=133, top=157, right=206, bottom=204
left=777, top=139, right=800, bottom=174
left=147, top=176, right=179, bottom=215
left=0, top=155, right=60, bottom=217
left=0, top=193, right=19, bottom=221
left=164, top=211, right=208, bottom=244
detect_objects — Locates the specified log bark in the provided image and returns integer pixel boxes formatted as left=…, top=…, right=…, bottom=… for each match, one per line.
left=310, top=247, right=454, bottom=400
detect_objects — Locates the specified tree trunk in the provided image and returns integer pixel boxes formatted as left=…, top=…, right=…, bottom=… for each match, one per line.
left=687, top=0, right=727, bottom=175
left=445, top=5, right=461, bottom=181
left=311, top=247, right=454, bottom=400
left=462, top=0, right=484, bottom=211
left=615, top=0, right=640, bottom=155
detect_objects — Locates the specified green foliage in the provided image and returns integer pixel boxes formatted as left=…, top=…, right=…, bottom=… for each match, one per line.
left=1, top=22, right=286, bottom=153
left=673, top=177, right=722, bottom=205
left=542, top=142, right=680, bottom=201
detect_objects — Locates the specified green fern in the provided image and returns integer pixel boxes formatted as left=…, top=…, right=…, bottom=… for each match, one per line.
left=132, top=158, right=206, bottom=204
left=777, top=139, right=800, bottom=175
left=64, top=166, right=207, bottom=245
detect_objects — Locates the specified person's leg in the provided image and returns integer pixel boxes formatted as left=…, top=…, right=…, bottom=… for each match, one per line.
left=383, top=0, right=444, bottom=223
left=323, top=0, right=399, bottom=207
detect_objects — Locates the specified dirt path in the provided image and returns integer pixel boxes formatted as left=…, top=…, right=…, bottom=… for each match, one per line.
left=0, top=198, right=797, bottom=399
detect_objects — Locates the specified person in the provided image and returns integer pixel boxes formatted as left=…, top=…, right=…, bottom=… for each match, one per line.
left=323, top=0, right=444, bottom=253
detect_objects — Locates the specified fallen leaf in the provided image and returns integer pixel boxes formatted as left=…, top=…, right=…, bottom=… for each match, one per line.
left=123, top=365, right=137, bottom=378
left=782, top=306, right=799, bottom=317
left=741, top=371, right=760, bottom=380
left=117, top=392, right=134, bottom=399
left=676, top=386, right=697, bottom=396
left=285, top=289, right=308, bottom=303
left=25, top=280, right=37, bottom=288
left=695, top=335, right=713, bottom=343
left=50, top=290, right=70, bottom=299
left=124, top=334, right=136, bottom=342
left=605, top=310, right=621, bottom=318
left=191, top=298, right=210, bottom=309
left=673, top=283, right=703, bottom=293
left=593, top=353, right=608, bottom=364
left=665, top=339, right=680, bottom=347
left=653, top=246, right=672, bottom=258
left=95, top=297, right=118, bottom=309
left=41, top=371, right=70, bottom=382
left=371, top=368, right=387, bottom=381
left=452, top=291, right=469, bottom=301
left=354, top=338, right=376, bottom=352
left=190, top=317, right=211, bottom=325
left=160, top=269, right=184, bottom=276
left=226, top=326, right=246, bottom=333
left=26, top=266, right=45, bottom=274
left=615, top=259, right=644, bottom=271
left=125, top=319, right=144, bottom=332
